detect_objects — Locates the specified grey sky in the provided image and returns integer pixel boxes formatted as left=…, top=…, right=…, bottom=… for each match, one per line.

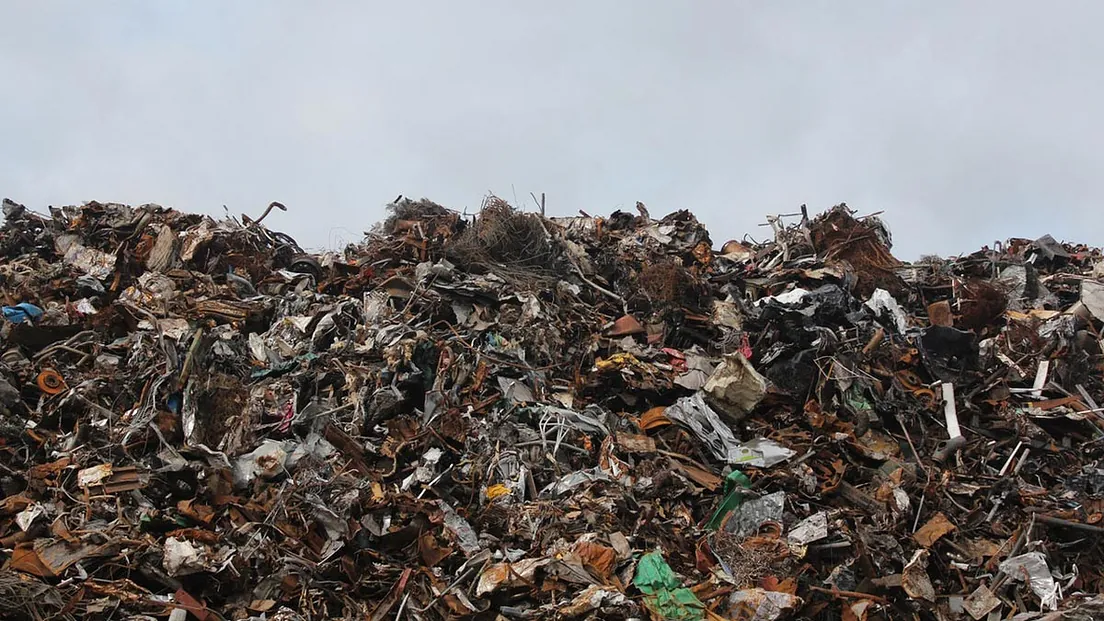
left=2, top=2, right=1102, bottom=259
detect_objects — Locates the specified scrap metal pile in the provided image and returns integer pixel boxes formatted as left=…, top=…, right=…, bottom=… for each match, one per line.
left=1, top=195, right=1104, bottom=620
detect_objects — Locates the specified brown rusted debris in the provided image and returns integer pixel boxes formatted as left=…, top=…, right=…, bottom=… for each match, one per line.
left=1, top=197, right=1104, bottom=619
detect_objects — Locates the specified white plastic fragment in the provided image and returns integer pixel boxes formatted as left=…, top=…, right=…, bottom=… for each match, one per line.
left=942, top=382, right=961, bottom=439
left=865, top=288, right=909, bottom=333
left=1031, top=360, right=1050, bottom=400
left=74, top=298, right=98, bottom=315
left=248, top=332, right=269, bottom=362
left=162, top=538, right=203, bottom=577
left=757, top=288, right=810, bottom=306
left=233, top=440, right=289, bottom=487
left=560, top=585, right=630, bottom=617
left=733, top=437, right=797, bottom=468
left=16, top=503, right=44, bottom=531
left=703, top=352, right=767, bottom=417
left=892, top=487, right=911, bottom=515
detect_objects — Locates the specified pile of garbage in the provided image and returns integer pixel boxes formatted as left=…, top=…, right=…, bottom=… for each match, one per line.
left=2, top=195, right=1104, bottom=621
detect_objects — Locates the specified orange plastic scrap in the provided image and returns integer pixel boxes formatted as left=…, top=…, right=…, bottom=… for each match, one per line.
left=485, top=484, right=511, bottom=501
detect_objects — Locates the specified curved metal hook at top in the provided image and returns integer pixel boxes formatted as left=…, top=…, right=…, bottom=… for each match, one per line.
left=244, top=201, right=288, bottom=226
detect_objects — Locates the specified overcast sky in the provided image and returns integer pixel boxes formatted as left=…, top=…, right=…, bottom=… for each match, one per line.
left=2, top=2, right=1102, bottom=258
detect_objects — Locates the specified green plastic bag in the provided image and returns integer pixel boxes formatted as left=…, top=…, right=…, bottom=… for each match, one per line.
left=633, top=551, right=706, bottom=620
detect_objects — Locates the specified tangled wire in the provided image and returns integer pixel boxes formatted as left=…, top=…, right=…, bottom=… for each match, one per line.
left=445, top=196, right=567, bottom=281
left=0, top=570, right=74, bottom=621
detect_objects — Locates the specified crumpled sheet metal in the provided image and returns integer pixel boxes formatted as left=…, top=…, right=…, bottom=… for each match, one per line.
left=1001, top=552, right=1060, bottom=611
left=438, top=500, right=481, bottom=556
left=722, top=491, right=785, bottom=538
left=527, top=404, right=611, bottom=436
left=540, top=467, right=613, bottom=497
left=58, top=237, right=117, bottom=280
left=664, top=393, right=794, bottom=467
left=787, top=511, right=829, bottom=547
left=728, top=588, right=802, bottom=621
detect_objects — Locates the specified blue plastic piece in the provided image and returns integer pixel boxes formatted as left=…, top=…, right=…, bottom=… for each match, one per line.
left=2, top=302, right=44, bottom=324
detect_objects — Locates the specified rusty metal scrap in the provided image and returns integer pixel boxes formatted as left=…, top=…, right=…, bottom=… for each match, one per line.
left=2, top=198, right=1104, bottom=619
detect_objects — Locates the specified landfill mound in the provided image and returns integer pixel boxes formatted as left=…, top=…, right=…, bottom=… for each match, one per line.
left=2, top=196, right=1104, bottom=620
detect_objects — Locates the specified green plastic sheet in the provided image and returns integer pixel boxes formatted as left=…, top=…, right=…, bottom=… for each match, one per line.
left=633, top=551, right=706, bottom=620
left=706, top=470, right=751, bottom=530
